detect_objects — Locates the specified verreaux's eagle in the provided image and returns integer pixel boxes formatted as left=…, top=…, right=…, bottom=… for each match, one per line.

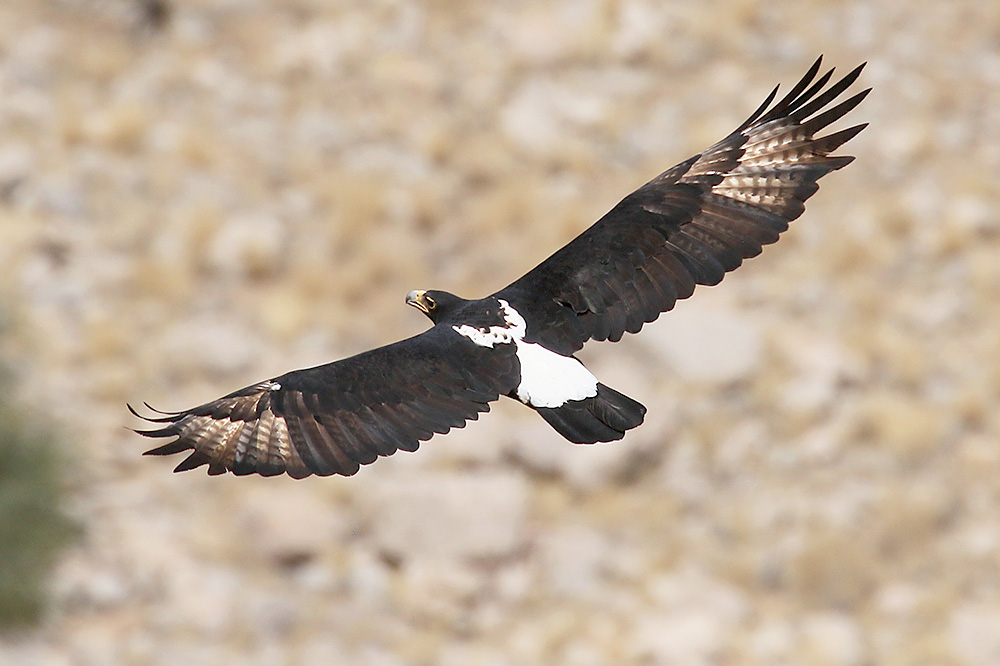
left=132, top=57, right=869, bottom=478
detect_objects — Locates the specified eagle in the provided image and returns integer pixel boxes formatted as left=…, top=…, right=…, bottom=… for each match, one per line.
left=132, top=57, right=869, bottom=478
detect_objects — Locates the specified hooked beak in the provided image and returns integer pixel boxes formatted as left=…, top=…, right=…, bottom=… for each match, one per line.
left=406, top=289, right=430, bottom=314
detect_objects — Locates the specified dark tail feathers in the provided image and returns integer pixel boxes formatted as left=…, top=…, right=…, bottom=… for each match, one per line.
left=536, top=383, right=646, bottom=444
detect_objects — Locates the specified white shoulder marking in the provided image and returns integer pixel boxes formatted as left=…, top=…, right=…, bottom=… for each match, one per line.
left=453, top=299, right=597, bottom=408
left=451, top=324, right=515, bottom=348
left=451, top=298, right=525, bottom=348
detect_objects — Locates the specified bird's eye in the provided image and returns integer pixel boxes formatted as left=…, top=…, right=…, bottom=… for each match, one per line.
left=425, top=296, right=436, bottom=309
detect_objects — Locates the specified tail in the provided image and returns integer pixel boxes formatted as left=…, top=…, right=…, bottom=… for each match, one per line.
left=535, top=383, right=646, bottom=444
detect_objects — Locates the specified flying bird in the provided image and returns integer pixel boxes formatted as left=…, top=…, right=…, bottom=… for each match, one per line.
left=132, top=57, right=869, bottom=478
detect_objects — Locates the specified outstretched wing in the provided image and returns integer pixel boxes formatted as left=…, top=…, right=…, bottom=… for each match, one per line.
left=132, top=326, right=519, bottom=478
left=496, top=57, right=869, bottom=355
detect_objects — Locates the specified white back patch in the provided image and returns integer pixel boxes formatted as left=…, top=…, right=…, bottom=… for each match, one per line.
left=513, top=339, right=598, bottom=408
left=453, top=299, right=598, bottom=408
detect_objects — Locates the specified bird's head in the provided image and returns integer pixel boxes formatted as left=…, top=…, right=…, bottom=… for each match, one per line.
left=406, top=289, right=465, bottom=324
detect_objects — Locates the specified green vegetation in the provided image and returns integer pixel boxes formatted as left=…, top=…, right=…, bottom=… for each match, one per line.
left=0, top=370, right=77, bottom=629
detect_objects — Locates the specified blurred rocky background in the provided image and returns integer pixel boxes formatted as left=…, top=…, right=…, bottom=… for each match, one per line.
left=1, top=0, right=999, bottom=664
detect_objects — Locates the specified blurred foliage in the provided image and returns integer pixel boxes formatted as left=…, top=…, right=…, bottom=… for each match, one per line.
left=0, top=368, right=78, bottom=630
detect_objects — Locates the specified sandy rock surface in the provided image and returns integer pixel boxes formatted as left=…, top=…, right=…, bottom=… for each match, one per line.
left=2, top=1, right=999, bottom=664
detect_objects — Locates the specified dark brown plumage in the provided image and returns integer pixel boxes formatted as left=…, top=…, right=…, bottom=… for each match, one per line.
left=497, top=57, right=869, bottom=355
left=132, top=57, right=869, bottom=478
